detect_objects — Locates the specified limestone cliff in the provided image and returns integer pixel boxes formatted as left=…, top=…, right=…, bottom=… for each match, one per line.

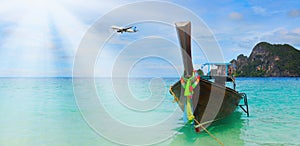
left=231, top=42, right=300, bottom=77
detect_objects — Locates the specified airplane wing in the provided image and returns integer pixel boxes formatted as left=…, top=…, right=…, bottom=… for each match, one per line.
left=123, top=26, right=133, bottom=30
left=111, top=25, right=123, bottom=30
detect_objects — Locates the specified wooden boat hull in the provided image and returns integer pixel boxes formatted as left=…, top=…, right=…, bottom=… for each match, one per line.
left=170, top=78, right=242, bottom=125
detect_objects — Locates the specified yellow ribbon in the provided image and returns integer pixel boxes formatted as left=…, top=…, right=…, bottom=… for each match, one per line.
left=186, top=97, right=194, bottom=123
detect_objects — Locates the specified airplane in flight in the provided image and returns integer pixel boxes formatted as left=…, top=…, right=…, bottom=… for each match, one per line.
left=111, top=25, right=138, bottom=33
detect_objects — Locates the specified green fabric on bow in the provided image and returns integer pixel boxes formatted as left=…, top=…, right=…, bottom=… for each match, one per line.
left=181, top=72, right=197, bottom=97
left=184, top=77, right=193, bottom=96
left=180, top=71, right=201, bottom=124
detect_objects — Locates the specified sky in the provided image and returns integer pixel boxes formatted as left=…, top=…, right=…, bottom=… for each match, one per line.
left=0, top=0, right=299, bottom=77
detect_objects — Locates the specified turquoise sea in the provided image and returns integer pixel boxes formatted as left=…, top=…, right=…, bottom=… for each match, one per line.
left=0, top=77, right=299, bottom=145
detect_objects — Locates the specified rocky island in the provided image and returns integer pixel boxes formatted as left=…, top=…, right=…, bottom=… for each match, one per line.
left=231, top=42, right=300, bottom=77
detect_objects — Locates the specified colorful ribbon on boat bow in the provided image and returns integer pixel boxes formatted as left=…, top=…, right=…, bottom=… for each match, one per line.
left=180, top=70, right=200, bottom=124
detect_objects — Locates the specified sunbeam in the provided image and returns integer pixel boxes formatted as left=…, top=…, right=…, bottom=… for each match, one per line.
left=0, top=0, right=89, bottom=76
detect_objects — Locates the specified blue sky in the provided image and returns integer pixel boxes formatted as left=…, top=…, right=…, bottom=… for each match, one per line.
left=0, top=0, right=299, bottom=77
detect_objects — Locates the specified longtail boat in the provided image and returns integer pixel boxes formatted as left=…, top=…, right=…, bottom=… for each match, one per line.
left=169, top=22, right=249, bottom=129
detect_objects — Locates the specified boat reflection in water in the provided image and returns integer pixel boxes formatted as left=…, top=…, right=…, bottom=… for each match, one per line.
left=168, top=112, right=245, bottom=145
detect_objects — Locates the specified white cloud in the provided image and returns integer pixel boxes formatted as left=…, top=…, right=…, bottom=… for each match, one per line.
left=252, top=6, right=266, bottom=15
left=288, top=9, right=300, bottom=17
left=236, top=27, right=300, bottom=50
left=292, top=28, right=300, bottom=34
left=214, top=26, right=300, bottom=62
left=251, top=6, right=283, bottom=16
left=228, top=12, right=243, bottom=20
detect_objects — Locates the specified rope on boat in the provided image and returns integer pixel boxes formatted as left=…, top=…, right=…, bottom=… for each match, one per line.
left=169, top=86, right=182, bottom=107
left=194, top=119, right=225, bottom=146
left=170, top=83, right=224, bottom=145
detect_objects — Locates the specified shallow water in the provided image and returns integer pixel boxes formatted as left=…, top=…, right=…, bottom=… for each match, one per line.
left=0, top=77, right=299, bottom=145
